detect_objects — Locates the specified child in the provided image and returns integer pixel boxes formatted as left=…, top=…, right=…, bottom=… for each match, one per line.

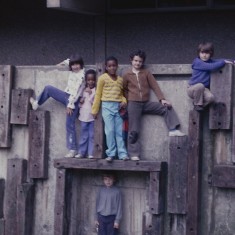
left=188, top=42, right=233, bottom=111
left=123, top=50, right=185, bottom=161
left=92, top=56, right=129, bottom=162
left=30, top=54, right=85, bottom=158
left=95, top=172, right=122, bottom=235
left=75, top=69, right=96, bottom=159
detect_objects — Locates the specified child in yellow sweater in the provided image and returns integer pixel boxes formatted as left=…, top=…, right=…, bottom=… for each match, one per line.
left=92, top=56, right=128, bottom=162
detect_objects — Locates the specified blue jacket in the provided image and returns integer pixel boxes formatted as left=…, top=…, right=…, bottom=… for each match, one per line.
left=188, top=57, right=225, bottom=88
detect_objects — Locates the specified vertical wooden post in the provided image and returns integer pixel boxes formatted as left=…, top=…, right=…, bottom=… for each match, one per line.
left=54, top=169, right=67, bottom=235
left=10, top=89, right=33, bottom=125
left=0, top=65, right=13, bottom=148
left=232, top=107, right=235, bottom=163
left=29, top=110, right=50, bottom=179
left=209, top=64, right=233, bottom=129
left=0, top=219, right=4, bottom=235
left=16, top=183, right=35, bottom=235
left=0, top=179, right=4, bottom=219
left=4, top=158, right=27, bottom=235
left=186, top=110, right=203, bottom=235
left=168, top=136, right=188, bottom=214
left=93, top=63, right=105, bottom=158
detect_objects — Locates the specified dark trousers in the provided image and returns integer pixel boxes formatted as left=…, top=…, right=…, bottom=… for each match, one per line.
left=127, top=101, right=180, bottom=157
left=98, top=214, right=118, bottom=235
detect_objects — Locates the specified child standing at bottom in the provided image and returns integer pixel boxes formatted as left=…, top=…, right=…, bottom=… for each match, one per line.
left=188, top=42, right=233, bottom=111
left=75, top=69, right=96, bottom=159
left=95, top=172, right=122, bottom=235
left=92, top=56, right=129, bottom=162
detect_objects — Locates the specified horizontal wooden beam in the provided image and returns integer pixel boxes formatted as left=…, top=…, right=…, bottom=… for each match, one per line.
left=212, top=165, right=235, bottom=188
left=54, top=159, right=165, bottom=172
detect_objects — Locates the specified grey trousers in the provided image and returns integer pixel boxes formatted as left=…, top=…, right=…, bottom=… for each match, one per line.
left=187, top=83, right=214, bottom=106
left=127, top=101, right=180, bottom=157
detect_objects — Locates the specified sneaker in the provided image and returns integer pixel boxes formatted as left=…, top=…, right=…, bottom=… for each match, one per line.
left=106, top=157, right=113, bottom=162
left=121, top=156, right=129, bottom=161
left=131, top=156, right=140, bottom=161
left=65, top=150, right=77, bottom=158
left=169, top=129, right=186, bottom=137
left=74, top=153, right=83, bottom=158
left=30, top=97, right=39, bottom=110
left=88, top=155, right=94, bottom=159
left=194, top=105, right=204, bottom=111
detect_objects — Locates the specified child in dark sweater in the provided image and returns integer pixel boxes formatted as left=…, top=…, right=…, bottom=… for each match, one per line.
left=187, top=42, right=232, bottom=111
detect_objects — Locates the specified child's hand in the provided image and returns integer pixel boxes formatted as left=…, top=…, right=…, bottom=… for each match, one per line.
left=85, top=87, right=92, bottom=95
left=93, top=113, right=98, bottom=119
left=80, top=97, right=85, bottom=104
left=95, top=220, right=99, bottom=226
left=119, top=102, right=127, bottom=109
left=114, top=222, right=119, bottom=229
left=66, top=107, right=73, bottom=115
left=161, top=99, right=172, bottom=109
left=224, top=60, right=233, bottom=64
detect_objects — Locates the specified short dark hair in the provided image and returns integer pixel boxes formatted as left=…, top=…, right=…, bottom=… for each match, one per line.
left=129, top=50, right=146, bottom=64
left=197, top=42, right=214, bottom=57
left=105, top=56, right=118, bottom=65
left=102, top=171, right=117, bottom=181
left=85, top=69, right=96, bottom=87
left=69, top=54, right=84, bottom=70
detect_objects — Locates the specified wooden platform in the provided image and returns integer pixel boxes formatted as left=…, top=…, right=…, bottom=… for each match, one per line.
left=54, top=158, right=165, bottom=172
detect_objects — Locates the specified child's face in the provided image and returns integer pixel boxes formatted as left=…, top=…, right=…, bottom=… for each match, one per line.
left=131, top=55, right=144, bottom=70
left=105, top=60, right=118, bottom=76
left=199, top=51, right=211, bottom=62
left=103, top=176, right=114, bottom=187
left=86, top=74, right=96, bottom=89
left=71, top=63, right=82, bottom=72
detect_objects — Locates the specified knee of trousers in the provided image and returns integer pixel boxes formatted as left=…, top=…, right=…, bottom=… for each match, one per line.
left=128, top=131, right=139, bottom=144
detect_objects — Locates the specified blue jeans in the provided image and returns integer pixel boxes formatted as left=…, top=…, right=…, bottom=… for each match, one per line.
left=98, top=214, right=118, bottom=235
left=78, top=121, right=94, bottom=156
left=37, top=85, right=79, bottom=151
left=102, top=102, right=127, bottom=159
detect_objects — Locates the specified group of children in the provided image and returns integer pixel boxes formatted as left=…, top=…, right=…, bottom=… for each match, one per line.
left=29, top=42, right=234, bottom=235
left=30, top=42, right=232, bottom=163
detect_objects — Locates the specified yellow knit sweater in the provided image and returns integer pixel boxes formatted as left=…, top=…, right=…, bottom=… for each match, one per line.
left=92, top=73, right=126, bottom=115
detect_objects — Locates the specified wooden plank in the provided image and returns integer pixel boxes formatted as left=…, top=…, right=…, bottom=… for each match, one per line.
left=0, top=179, right=4, bottom=219
left=209, top=64, right=233, bottom=129
left=29, top=110, right=50, bottom=179
left=212, top=165, right=235, bottom=188
left=186, top=110, right=203, bottom=235
left=54, top=169, right=67, bottom=235
left=142, top=212, right=164, bottom=235
left=168, top=136, right=188, bottom=214
left=10, top=89, right=33, bottom=125
left=16, top=183, right=35, bottom=235
left=149, top=172, right=160, bottom=214
left=170, top=214, right=186, bottom=235
left=54, top=158, right=163, bottom=172
left=93, top=63, right=105, bottom=159
left=4, top=158, right=27, bottom=235
left=0, top=65, right=13, bottom=148
left=232, top=107, right=235, bottom=163
left=0, top=219, right=5, bottom=235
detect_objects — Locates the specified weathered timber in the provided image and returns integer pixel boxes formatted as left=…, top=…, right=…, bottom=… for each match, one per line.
left=170, top=214, right=186, bottom=235
left=232, top=107, right=235, bottom=163
left=54, top=169, right=67, bottom=235
left=29, top=110, right=50, bottom=179
left=142, top=212, right=164, bottom=235
left=212, top=165, right=235, bottom=188
left=54, top=158, right=163, bottom=172
left=17, top=183, right=35, bottom=235
left=0, top=65, right=13, bottom=147
left=186, top=110, right=202, bottom=235
left=10, top=89, right=33, bottom=125
left=4, top=158, right=27, bottom=235
left=209, top=64, right=233, bottom=129
left=93, top=63, right=105, bottom=158
left=0, top=219, right=5, bottom=235
left=168, top=136, right=188, bottom=214
left=0, top=179, right=4, bottom=219
left=149, top=172, right=160, bottom=214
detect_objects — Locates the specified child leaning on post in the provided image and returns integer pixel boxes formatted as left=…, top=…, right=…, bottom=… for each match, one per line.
left=187, top=42, right=233, bottom=112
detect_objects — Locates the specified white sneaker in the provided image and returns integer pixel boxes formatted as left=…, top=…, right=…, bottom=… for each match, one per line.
left=65, top=150, right=77, bottom=158
left=131, top=156, right=140, bottom=161
left=30, top=97, right=39, bottom=110
left=169, top=129, right=186, bottom=137
left=74, top=153, right=83, bottom=158
left=88, top=155, right=94, bottom=159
